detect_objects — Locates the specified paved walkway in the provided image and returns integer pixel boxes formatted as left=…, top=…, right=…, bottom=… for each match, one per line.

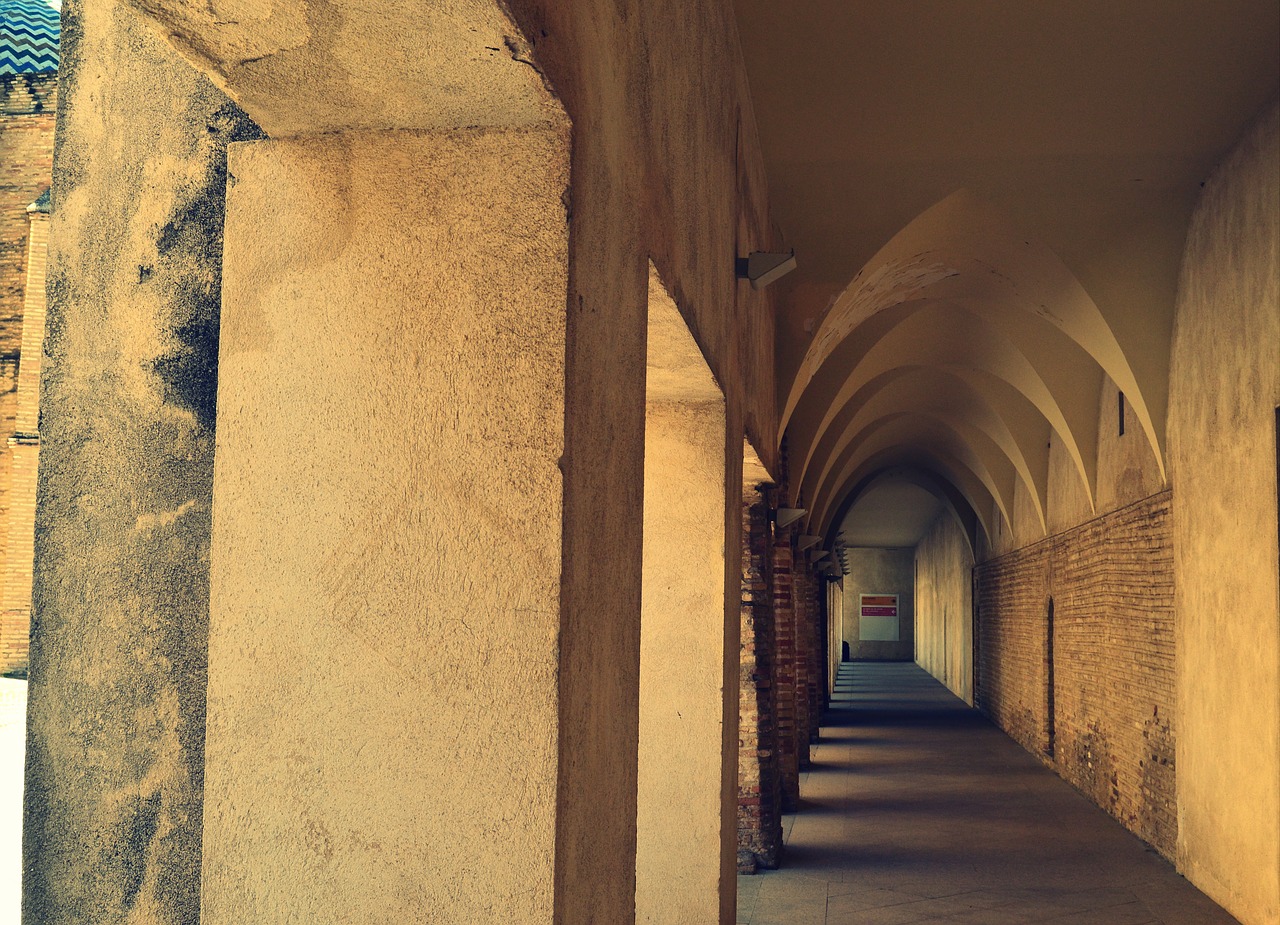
left=737, top=662, right=1239, bottom=925
left=0, top=677, right=25, bottom=924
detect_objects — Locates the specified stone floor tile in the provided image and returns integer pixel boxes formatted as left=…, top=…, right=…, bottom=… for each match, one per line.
left=741, top=663, right=1239, bottom=925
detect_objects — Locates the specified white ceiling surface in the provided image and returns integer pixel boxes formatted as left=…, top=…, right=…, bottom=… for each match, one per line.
left=838, top=480, right=944, bottom=548
left=734, top=0, right=1279, bottom=539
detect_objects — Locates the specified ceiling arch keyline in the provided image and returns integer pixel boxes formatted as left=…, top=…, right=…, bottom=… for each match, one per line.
left=797, top=365, right=1051, bottom=532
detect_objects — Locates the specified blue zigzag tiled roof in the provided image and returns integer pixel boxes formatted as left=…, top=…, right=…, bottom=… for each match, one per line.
left=1, top=0, right=59, bottom=75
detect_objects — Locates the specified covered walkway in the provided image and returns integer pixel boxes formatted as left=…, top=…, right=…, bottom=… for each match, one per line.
left=738, top=663, right=1238, bottom=925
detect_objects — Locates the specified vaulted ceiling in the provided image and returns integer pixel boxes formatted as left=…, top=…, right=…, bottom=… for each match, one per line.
left=735, top=0, right=1280, bottom=544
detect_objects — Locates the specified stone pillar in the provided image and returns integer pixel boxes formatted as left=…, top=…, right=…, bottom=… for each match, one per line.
left=737, top=495, right=782, bottom=872
left=23, top=2, right=261, bottom=920
left=201, top=126, right=571, bottom=923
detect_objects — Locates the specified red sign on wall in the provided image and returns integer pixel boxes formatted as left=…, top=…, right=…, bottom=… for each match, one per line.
left=860, top=594, right=898, bottom=618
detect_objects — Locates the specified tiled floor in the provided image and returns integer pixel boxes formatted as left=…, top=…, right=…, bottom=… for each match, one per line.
left=737, top=662, right=1240, bottom=925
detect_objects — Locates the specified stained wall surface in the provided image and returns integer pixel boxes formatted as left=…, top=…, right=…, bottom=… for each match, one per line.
left=23, top=1, right=260, bottom=920
left=913, top=513, right=973, bottom=704
left=841, top=547, right=914, bottom=661
left=1168, top=100, right=1280, bottom=925
left=31, top=0, right=782, bottom=920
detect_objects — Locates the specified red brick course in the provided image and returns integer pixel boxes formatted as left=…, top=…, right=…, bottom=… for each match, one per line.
left=975, top=490, right=1177, bottom=859
left=738, top=496, right=783, bottom=872
left=0, top=75, right=55, bottom=673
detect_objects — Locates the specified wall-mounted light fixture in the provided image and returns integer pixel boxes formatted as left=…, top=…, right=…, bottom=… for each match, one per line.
left=797, top=534, right=821, bottom=551
left=775, top=507, right=806, bottom=529
left=736, top=251, right=797, bottom=290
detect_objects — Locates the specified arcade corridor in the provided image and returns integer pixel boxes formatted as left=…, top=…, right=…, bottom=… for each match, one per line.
left=738, top=663, right=1238, bottom=925
left=10, top=0, right=1277, bottom=923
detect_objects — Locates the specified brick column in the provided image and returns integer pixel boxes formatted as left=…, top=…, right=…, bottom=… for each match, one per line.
left=737, top=497, right=782, bottom=872
left=772, top=542, right=800, bottom=810
left=793, top=564, right=813, bottom=769
left=805, top=567, right=824, bottom=743
left=0, top=197, right=48, bottom=673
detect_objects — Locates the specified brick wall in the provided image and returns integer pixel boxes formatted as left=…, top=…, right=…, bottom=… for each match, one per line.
left=0, top=208, right=48, bottom=672
left=1, top=76, right=55, bottom=354
left=800, top=568, right=823, bottom=744
left=0, top=75, right=56, bottom=674
left=738, top=497, right=782, bottom=872
left=792, top=562, right=812, bottom=770
left=974, top=490, right=1177, bottom=859
left=772, top=541, right=800, bottom=810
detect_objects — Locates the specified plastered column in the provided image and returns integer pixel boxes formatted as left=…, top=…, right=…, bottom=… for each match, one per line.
left=636, top=399, right=728, bottom=923
left=204, top=126, right=570, bottom=923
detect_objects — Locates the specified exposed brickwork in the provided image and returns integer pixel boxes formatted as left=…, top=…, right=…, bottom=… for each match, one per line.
left=0, top=209, right=46, bottom=672
left=772, top=541, right=800, bottom=811
left=975, top=490, right=1177, bottom=860
left=0, top=74, right=54, bottom=674
left=800, top=568, right=823, bottom=745
left=1, top=76, right=55, bottom=355
left=792, top=562, right=812, bottom=769
left=738, top=497, right=782, bottom=873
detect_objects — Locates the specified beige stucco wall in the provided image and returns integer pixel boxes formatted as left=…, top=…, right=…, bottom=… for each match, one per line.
left=637, top=401, right=728, bottom=924
left=914, top=513, right=974, bottom=704
left=37, top=0, right=782, bottom=919
left=205, top=127, right=569, bottom=923
left=1168, top=99, right=1280, bottom=925
left=841, top=548, right=914, bottom=661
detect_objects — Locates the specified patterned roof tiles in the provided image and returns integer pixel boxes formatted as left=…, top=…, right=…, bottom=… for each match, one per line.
left=1, top=0, right=59, bottom=75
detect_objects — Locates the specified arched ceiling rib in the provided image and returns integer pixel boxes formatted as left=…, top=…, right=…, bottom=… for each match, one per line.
left=785, top=190, right=1169, bottom=542
left=832, top=468, right=980, bottom=560
left=817, top=447, right=998, bottom=544
left=792, top=301, right=1096, bottom=506
left=800, top=368, right=1049, bottom=534
left=812, top=416, right=1011, bottom=538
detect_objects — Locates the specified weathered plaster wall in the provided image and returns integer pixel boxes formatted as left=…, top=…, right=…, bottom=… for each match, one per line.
left=507, top=7, right=779, bottom=920
left=1168, top=99, right=1280, bottom=925
left=841, top=547, right=914, bottom=661
left=914, top=513, right=973, bottom=704
left=24, top=0, right=261, bottom=921
left=41, top=0, right=781, bottom=919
